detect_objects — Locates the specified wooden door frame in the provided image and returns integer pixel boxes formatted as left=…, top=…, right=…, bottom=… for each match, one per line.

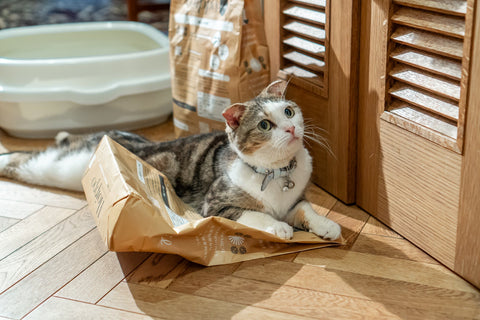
left=455, top=0, right=480, bottom=289
left=356, top=0, right=389, bottom=214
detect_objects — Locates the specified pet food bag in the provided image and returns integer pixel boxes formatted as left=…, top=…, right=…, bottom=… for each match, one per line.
left=82, top=136, right=342, bottom=266
left=168, top=0, right=270, bottom=135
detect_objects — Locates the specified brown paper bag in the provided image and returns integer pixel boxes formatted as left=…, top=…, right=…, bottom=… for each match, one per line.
left=168, top=0, right=270, bottom=135
left=82, top=136, right=342, bottom=266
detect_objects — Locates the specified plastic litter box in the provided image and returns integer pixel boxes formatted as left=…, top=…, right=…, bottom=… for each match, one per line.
left=0, top=21, right=172, bottom=138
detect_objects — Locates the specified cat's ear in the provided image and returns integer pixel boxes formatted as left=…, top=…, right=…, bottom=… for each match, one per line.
left=222, top=103, right=246, bottom=130
left=260, top=80, right=288, bottom=98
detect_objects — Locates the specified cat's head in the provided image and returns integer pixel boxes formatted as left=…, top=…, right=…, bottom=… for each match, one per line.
left=222, top=80, right=304, bottom=168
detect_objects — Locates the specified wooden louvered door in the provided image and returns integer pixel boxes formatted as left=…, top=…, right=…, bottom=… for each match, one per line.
left=384, top=0, right=470, bottom=152
left=358, top=0, right=480, bottom=288
left=264, top=0, right=359, bottom=204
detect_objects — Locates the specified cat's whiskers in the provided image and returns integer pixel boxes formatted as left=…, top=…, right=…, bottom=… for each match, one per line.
left=303, top=124, right=336, bottom=159
left=274, top=136, right=292, bottom=159
left=271, top=144, right=282, bottom=163
left=303, top=128, right=328, bottom=144
left=303, top=137, right=314, bottom=150
left=274, top=134, right=290, bottom=149
left=304, top=135, right=335, bottom=159
left=304, top=119, right=328, bottom=132
left=303, top=128, right=325, bottom=143
left=268, top=134, right=298, bottom=169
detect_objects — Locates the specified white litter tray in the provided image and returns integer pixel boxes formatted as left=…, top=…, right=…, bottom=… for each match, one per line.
left=0, top=22, right=172, bottom=138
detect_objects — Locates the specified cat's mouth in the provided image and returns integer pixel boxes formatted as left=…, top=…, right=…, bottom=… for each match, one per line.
left=288, top=135, right=301, bottom=144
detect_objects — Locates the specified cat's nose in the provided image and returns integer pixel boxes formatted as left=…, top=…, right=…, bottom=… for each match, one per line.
left=285, top=126, right=295, bottom=136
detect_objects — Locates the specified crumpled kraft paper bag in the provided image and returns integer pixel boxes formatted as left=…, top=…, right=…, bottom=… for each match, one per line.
left=82, top=136, right=343, bottom=266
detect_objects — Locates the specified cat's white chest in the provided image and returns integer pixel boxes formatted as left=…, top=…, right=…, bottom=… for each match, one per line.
left=228, top=148, right=312, bottom=220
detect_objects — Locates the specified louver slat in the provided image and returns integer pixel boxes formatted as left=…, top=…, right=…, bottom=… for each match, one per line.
left=388, top=101, right=457, bottom=139
left=393, top=0, right=467, bottom=16
left=390, top=65, right=461, bottom=101
left=392, top=7, right=465, bottom=38
left=281, top=65, right=324, bottom=88
left=283, top=51, right=325, bottom=73
left=390, top=83, right=459, bottom=121
left=283, top=21, right=326, bottom=42
left=391, top=27, right=463, bottom=60
left=283, top=65, right=318, bottom=78
left=289, top=0, right=326, bottom=9
left=390, top=47, right=462, bottom=81
left=283, top=6, right=326, bottom=25
left=283, top=36, right=326, bottom=57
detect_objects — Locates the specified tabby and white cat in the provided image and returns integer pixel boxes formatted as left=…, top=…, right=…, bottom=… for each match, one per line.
left=0, top=80, right=341, bottom=240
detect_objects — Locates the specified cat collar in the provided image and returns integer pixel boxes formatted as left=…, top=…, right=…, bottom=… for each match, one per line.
left=248, top=158, right=297, bottom=192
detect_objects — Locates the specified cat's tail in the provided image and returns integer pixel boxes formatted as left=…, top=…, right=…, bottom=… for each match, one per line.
left=0, top=130, right=149, bottom=192
left=0, top=147, right=93, bottom=192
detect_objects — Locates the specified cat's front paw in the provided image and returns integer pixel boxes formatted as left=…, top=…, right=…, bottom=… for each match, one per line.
left=310, top=218, right=341, bottom=240
left=266, top=221, right=294, bottom=240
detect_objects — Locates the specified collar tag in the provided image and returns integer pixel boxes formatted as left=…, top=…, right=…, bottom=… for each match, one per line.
left=261, top=171, right=274, bottom=191
left=250, top=158, right=297, bottom=191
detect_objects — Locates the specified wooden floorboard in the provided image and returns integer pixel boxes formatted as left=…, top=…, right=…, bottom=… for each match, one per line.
left=0, top=216, right=19, bottom=233
left=325, top=202, right=370, bottom=248
left=0, top=229, right=107, bottom=319
left=0, top=207, right=95, bottom=294
left=0, top=199, right=44, bottom=220
left=55, top=251, right=151, bottom=304
left=350, top=233, right=439, bottom=264
left=233, top=258, right=480, bottom=319
left=295, top=248, right=478, bottom=293
left=0, top=206, right=76, bottom=261
left=24, top=297, right=164, bottom=320
left=0, top=122, right=478, bottom=319
left=361, top=216, right=404, bottom=238
left=0, top=179, right=86, bottom=209
left=99, top=281, right=313, bottom=320
left=126, top=254, right=190, bottom=289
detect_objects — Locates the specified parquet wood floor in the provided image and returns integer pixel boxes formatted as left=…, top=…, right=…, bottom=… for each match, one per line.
left=0, top=120, right=479, bottom=319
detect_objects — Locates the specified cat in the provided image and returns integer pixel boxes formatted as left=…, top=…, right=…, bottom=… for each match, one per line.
left=0, top=80, right=341, bottom=240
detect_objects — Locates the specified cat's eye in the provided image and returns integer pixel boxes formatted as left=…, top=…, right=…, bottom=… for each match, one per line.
left=284, top=107, right=295, bottom=118
left=258, top=120, right=273, bottom=131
